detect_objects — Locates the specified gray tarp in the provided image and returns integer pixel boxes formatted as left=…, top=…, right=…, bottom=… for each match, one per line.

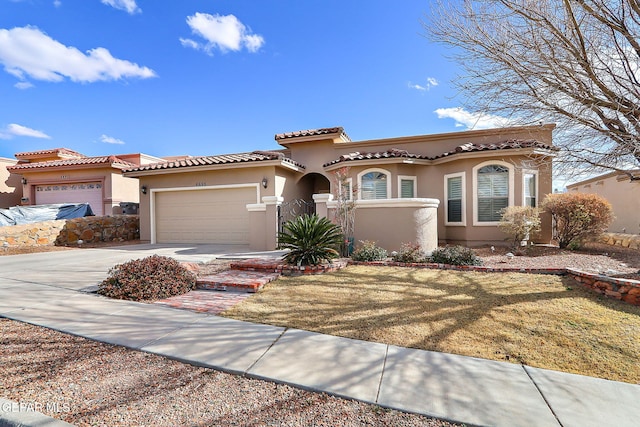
left=0, top=203, right=94, bottom=227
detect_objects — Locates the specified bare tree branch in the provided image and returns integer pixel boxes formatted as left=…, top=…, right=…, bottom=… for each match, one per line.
left=426, top=0, right=640, bottom=180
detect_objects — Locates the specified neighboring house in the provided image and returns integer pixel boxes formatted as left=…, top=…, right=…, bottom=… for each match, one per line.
left=567, top=170, right=640, bottom=234
left=0, top=157, right=22, bottom=208
left=7, top=148, right=164, bottom=216
left=123, top=124, right=556, bottom=251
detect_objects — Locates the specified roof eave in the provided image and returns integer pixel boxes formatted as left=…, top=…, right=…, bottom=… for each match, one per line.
left=122, top=159, right=305, bottom=177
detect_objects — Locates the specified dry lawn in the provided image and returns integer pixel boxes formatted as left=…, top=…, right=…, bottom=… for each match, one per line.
left=223, top=266, right=640, bottom=384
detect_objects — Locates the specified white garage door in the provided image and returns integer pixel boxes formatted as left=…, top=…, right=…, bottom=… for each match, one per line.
left=35, top=182, right=104, bottom=215
left=154, top=187, right=255, bottom=244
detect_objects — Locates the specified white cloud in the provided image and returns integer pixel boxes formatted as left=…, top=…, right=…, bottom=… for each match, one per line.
left=434, top=107, right=511, bottom=130
left=409, top=77, right=439, bottom=92
left=100, top=134, right=125, bottom=145
left=53, top=0, right=61, bottom=7
left=0, top=26, right=156, bottom=83
left=0, top=123, right=51, bottom=139
left=182, top=13, right=265, bottom=55
left=14, top=81, right=33, bottom=89
left=101, top=0, right=140, bottom=14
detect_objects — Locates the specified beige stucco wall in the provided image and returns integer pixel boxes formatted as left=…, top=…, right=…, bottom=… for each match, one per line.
left=568, top=173, right=640, bottom=234
left=15, top=166, right=140, bottom=216
left=0, top=158, right=21, bottom=208
left=321, top=153, right=552, bottom=247
left=109, top=172, right=140, bottom=214
left=135, top=165, right=288, bottom=244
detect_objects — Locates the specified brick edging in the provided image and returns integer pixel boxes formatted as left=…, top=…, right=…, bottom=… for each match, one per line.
left=348, top=260, right=640, bottom=307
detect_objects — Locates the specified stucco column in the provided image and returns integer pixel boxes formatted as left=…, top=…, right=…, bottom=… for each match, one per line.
left=415, top=199, right=440, bottom=255
left=312, top=193, right=333, bottom=219
left=262, top=196, right=283, bottom=250
left=247, top=203, right=267, bottom=251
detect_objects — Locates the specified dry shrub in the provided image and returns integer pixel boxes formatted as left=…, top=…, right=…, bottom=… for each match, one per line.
left=98, top=255, right=196, bottom=301
left=541, top=193, right=613, bottom=249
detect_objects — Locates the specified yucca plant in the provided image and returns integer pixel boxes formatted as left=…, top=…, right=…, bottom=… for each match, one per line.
left=278, top=214, right=343, bottom=266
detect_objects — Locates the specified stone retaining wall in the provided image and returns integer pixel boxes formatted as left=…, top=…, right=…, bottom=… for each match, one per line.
left=600, top=232, right=640, bottom=249
left=567, top=269, right=640, bottom=306
left=0, top=215, right=139, bottom=247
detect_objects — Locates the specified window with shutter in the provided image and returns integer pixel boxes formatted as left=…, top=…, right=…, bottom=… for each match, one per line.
left=477, top=165, right=509, bottom=222
left=524, top=173, right=536, bottom=207
left=400, top=177, right=416, bottom=198
left=360, top=171, right=388, bottom=200
left=447, top=176, right=463, bottom=223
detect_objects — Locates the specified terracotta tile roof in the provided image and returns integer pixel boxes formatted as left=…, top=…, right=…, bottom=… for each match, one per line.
left=323, top=148, right=430, bottom=167
left=123, top=150, right=305, bottom=173
left=275, top=127, right=350, bottom=141
left=7, top=155, right=137, bottom=171
left=432, top=139, right=557, bottom=160
left=324, top=140, right=556, bottom=167
left=14, top=148, right=85, bottom=158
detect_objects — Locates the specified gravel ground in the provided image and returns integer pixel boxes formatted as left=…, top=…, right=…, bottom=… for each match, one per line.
left=0, top=319, right=460, bottom=427
left=474, top=242, right=640, bottom=274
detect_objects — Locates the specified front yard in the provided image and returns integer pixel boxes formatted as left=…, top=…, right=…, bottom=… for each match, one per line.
left=222, top=265, right=640, bottom=384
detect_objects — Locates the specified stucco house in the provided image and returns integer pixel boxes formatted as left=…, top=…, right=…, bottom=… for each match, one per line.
left=0, top=157, right=22, bottom=208
left=123, top=124, right=556, bottom=252
left=567, top=170, right=640, bottom=234
left=7, top=148, right=164, bottom=216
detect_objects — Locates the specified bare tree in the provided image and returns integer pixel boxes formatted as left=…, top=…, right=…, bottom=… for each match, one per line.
left=426, top=0, right=640, bottom=180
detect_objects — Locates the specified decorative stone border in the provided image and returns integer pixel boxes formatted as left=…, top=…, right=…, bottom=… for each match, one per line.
left=567, top=268, right=640, bottom=306
left=600, top=232, right=640, bottom=249
left=349, top=260, right=640, bottom=307
left=231, top=258, right=349, bottom=276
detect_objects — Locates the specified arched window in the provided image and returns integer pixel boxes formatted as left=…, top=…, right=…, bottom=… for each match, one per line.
left=359, top=170, right=389, bottom=199
left=477, top=164, right=509, bottom=222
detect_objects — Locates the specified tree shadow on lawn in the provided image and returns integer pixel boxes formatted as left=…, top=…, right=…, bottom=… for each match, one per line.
left=226, top=266, right=640, bottom=381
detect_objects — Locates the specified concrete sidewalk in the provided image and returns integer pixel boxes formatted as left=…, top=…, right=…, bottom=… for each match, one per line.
left=2, top=280, right=640, bottom=427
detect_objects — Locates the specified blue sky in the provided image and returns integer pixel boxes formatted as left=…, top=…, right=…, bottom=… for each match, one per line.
left=0, top=0, right=503, bottom=160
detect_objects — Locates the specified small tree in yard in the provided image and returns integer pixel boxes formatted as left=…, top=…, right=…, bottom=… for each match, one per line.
left=498, top=206, right=541, bottom=250
left=332, top=167, right=358, bottom=256
left=541, top=193, right=613, bottom=249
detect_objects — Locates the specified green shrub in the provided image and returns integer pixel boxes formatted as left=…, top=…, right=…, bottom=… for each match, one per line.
left=498, top=206, right=541, bottom=249
left=541, top=192, right=614, bottom=249
left=278, top=214, right=343, bottom=266
left=351, top=240, right=388, bottom=262
left=430, top=245, right=482, bottom=266
left=98, top=255, right=196, bottom=301
left=392, top=242, right=428, bottom=263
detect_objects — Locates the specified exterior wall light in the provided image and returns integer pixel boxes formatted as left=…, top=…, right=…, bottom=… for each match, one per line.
left=261, top=177, right=268, bottom=189
left=141, top=186, right=147, bottom=195
left=21, top=177, right=27, bottom=185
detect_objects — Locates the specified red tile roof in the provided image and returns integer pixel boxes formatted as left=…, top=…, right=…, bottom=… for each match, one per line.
left=14, top=148, right=85, bottom=159
left=123, top=150, right=305, bottom=173
left=275, top=127, right=350, bottom=141
left=324, top=139, right=556, bottom=167
left=323, top=148, right=430, bottom=167
left=432, top=139, right=556, bottom=160
left=7, top=155, right=137, bottom=171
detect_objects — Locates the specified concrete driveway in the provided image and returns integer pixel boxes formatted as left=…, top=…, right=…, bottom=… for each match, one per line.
left=0, top=243, right=285, bottom=291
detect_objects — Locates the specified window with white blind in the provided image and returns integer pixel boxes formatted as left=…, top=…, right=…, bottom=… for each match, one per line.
left=445, top=173, right=465, bottom=224
left=477, top=164, right=509, bottom=222
left=399, top=176, right=416, bottom=198
left=523, top=172, right=537, bottom=207
left=359, top=170, right=389, bottom=199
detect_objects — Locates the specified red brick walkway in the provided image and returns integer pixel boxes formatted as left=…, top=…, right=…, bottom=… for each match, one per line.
left=154, top=290, right=253, bottom=315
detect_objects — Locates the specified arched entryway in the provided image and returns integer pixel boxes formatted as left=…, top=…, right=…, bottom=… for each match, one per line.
left=296, top=172, right=331, bottom=201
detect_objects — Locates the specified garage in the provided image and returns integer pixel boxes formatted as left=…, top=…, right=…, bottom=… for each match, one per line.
left=35, top=182, right=104, bottom=215
left=154, top=186, right=256, bottom=244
